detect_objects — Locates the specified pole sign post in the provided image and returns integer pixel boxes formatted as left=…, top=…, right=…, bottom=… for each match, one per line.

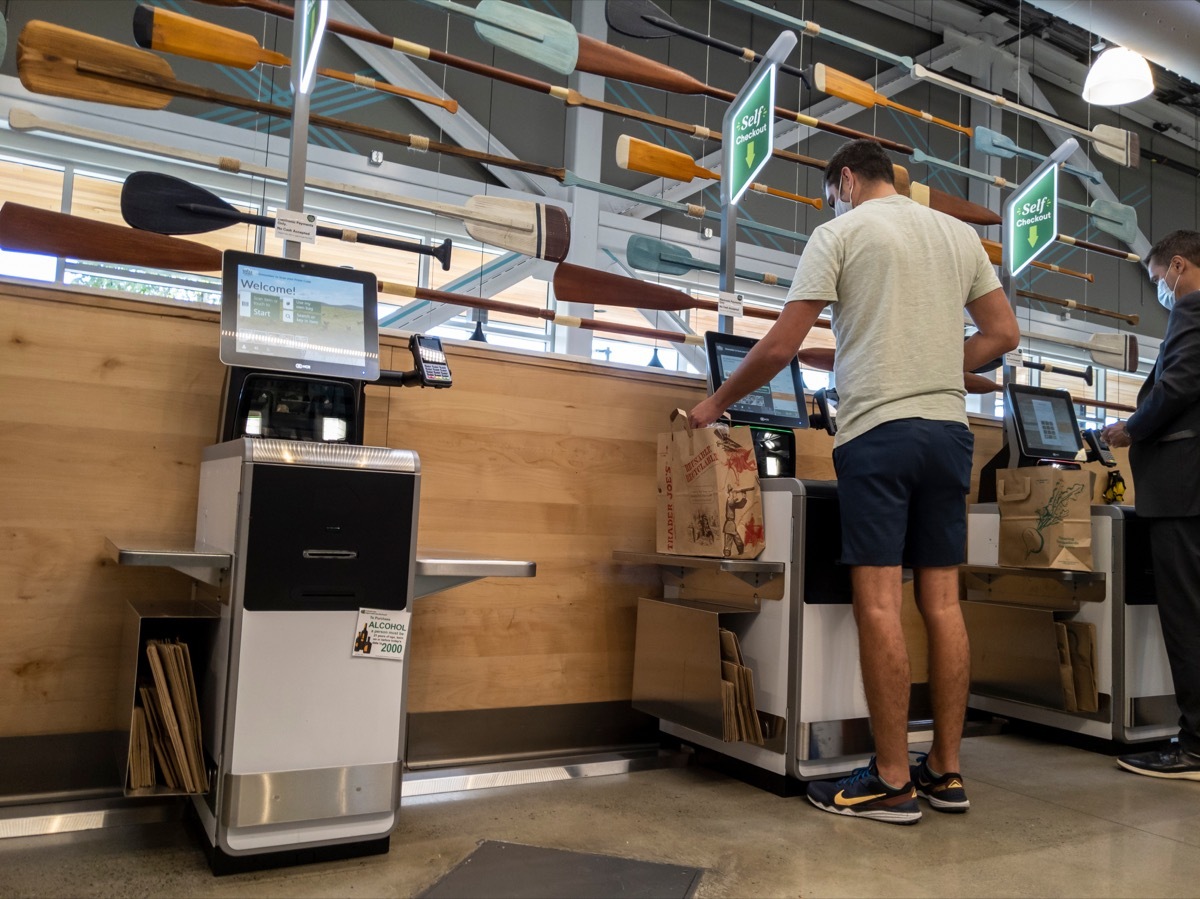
left=718, top=30, right=796, bottom=331
left=1005, top=163, right=1058, bottom=277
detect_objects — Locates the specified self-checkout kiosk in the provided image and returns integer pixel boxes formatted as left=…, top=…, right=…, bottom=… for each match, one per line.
left=964, top=382, right=1177, bottom=744
left=620, top=331, right=908, bottom=791
left=110, top=250, right=532, bottom=873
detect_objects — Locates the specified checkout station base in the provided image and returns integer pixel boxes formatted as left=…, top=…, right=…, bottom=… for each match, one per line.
left=110, top=438, right=534, bottom=874
left=964, top=503, right=1178, bottom=745
left=620, top=479, right=933, bottom=792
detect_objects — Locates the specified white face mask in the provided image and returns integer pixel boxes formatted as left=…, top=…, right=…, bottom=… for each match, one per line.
left=832, top=175, right=853, bottom=217
left=1157, top=262, right=1182, bottom=311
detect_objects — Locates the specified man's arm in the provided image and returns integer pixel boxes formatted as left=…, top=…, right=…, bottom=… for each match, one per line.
left=689, top=300, right=828, bottom=428
left=964, top=287, right=1020, bottom=373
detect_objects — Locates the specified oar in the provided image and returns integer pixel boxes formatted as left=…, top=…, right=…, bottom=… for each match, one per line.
left=616, top=136, right=823, bottom=209
left=625, top=235, right=792, bottom=288
left=1054, top=235, right=1141, bottom=264
left=119, top=172, right=453, bottom=270
left=1021, top=329, right=1139, bottom=372
left=910, top=148, right=1141, bottom=247
left=718, top=0, right=1138, bottom=168
left=132, top=5, right=458, bottom=113
left=812, top=64, right=972, bottom=138
left=1016, top=288, right=1138, bottom=326
left=980, top=239, right=1095, bottom=282
left=973, top=127, right=1103, bottom=185
left=0, top=202, right=222, bottom=271
left=8, top=109, right=571, bottom=264
left=408, top=0, right=577, bottom=75
left=1018, top=357, right=1094, bottom=386
left=604, top=0, right=811, bottom=89
left=17, top=22, right=569, bottom=183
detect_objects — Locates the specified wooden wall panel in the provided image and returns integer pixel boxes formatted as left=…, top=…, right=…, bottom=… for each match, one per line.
left=0, top=283, right=1130, bottom=737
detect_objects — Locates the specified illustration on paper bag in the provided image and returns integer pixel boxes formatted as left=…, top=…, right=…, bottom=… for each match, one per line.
left=1024, top=480, right=1087, bottom=557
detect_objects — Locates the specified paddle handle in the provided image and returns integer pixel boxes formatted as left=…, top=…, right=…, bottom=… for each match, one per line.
left=879, top=96, right=972, bottom=138
left=645, top=14, right=811, bottom=86
left=980, top=239, right=1095, bottom=282
left=317, top=67, right=458, bottom=113
left=791, top=111, right=913, bottom=155
left=1015, top=289, right=1139, bottom=326
left=1056, top=234, right=1141, bottom=264
left=749, top=183, right=822, bottom=210
left=1023, top=359, right=1094, bottom=386
left=379, top=280, right=704, bottom=347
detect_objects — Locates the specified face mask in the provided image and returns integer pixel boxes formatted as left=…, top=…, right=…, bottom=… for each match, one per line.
left=1157, top=262, right=1182, bottom=311
left=832, top=175, right=853, bottom=217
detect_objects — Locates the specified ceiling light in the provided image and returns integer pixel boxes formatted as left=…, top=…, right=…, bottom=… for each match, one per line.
left=1082, top=47, right=1154, bottom=106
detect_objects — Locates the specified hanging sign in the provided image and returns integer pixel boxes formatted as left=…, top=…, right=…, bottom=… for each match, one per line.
left=1006, top=164, right=1058, bottom=277
left=725, top=64, right=776, bottom=206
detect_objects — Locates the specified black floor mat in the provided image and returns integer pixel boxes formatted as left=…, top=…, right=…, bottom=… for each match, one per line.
left=418, top=840, right=703, bottom=899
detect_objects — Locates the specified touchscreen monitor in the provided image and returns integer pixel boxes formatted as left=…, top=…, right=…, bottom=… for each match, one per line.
left=220, top=250, right=380, bottom=381
left=704, top=331, right=808, bottom=430
left=1005, top=383, right=1084, bottom=462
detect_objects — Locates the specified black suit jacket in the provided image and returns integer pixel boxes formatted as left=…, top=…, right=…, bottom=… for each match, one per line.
left=1128, top=289, right=1200, bottom=517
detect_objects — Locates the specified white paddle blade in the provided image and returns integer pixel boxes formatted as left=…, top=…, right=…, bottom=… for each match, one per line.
left=475, top=0, right=579, bottom=75
left=1091, top=125, right=1138, bottom=168
left=463, top=195, right=571, bottom=263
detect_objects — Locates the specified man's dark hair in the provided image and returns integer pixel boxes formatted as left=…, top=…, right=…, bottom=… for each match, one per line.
left=823, top=139, right=895, bottom=189
left=1145, top=230, right=1200, bottom=268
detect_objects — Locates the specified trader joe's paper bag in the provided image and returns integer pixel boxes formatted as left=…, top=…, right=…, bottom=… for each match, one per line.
left=657, top=410, right=764, bottom=559
left=996, top=468, right=1095, bottom=571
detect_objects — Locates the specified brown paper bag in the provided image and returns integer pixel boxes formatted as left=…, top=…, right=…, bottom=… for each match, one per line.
left=996, top=468, right=1095, bottom=571
left=657, top=411, right=764, bottom=559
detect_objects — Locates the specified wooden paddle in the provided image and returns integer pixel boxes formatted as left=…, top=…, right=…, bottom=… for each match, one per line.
left=194, top=0, right=914, bottom=156
left=1016, top=288, right=1138, bottom=326
left=8, top=109, right=572, bottom=264
left=605, top=0, right=812, bottom=88
left=625, top=235, right=792, bottom=288
left=119, top=171, right=454, bottom=270
left=812, top=64, right=972, bottom=138
left=0, top=202, right=223, bottom=271
left=616, top=136, right=823, bottom=209
left=1055, top=235, right=1141, bottom=264
left=410, top=0, right=578, bottom=75
left=973, top=127, right=1103, bottom=186
left=1020, top=358, right=1094, bottom=386
left=133, top=5, right=458, bottom=113
left=17, top=22, right=571, bottom=183
left=980, top=239, right=1095, bottom=282
left=1021, top=329, right=1139, bottom=372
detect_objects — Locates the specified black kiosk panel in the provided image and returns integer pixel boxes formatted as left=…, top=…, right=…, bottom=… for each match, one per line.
left=1007, top=383, right=1085, bottom=464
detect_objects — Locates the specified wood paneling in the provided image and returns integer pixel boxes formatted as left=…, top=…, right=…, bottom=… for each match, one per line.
left=0, top=283, right=1132, bottom=737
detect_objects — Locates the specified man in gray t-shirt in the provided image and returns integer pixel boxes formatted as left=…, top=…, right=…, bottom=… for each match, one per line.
left=690, top=139, right=1019, bottom=824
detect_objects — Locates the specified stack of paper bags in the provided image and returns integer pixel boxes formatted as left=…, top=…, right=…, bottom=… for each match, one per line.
left=719, top=629, right=764, bottom=746
left=1053, top=621, right=1098, bottom=713
left=134, top=639, right=209, bottom=793
left=127, top=706, right=154, bottom=790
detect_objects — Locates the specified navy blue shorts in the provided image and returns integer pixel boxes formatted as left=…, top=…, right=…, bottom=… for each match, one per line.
left=832, top=419, right=974, bottom=568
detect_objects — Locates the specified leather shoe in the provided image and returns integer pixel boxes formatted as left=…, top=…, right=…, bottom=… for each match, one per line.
left=1117, top=744, right=1200, bottom=780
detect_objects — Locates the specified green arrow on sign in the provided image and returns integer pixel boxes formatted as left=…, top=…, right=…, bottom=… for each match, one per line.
left=1028, top=225, right=1038, bottom=247
left=746, top=142, right=755, bottom=169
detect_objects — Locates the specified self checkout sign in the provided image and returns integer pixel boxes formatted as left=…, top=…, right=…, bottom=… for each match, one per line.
left=1006, top=163, right=1058, bottom=277
left=726, top=64, right=776, bottom=205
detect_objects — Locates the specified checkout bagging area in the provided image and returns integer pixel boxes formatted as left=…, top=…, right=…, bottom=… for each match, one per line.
left=622, top=330, right=1179, bottom=795
left=107, top=250, right=534, bottom=874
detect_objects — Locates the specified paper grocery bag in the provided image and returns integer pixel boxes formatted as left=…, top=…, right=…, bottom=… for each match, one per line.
left=656, top=410, right=765, bottom=559
left=996, top=467, right=1095, bottom=571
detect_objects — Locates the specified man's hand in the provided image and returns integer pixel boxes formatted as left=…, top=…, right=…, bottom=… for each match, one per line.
left=688, top=396, right=724, bottom=429
left=1102, top=421, right=1132, bottom=448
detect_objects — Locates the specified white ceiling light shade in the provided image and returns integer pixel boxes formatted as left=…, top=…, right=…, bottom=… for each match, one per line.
left=1082, top=46, right=1155, bottom=105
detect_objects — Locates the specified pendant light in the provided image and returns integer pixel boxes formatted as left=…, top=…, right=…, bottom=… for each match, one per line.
left=1082, top=46, right=1154, bottom=106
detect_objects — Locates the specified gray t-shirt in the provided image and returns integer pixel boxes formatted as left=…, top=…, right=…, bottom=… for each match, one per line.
left=786, top=194, right=1001, bottom=446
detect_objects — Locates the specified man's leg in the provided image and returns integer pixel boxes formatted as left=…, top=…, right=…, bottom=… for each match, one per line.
left=850, top=564, right=911, bottom=788
left=1150, top=517, right=1200, bottom=754
left=913, top=565, right=969, bottom=774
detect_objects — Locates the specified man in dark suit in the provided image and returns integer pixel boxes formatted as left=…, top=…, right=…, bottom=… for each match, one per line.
left=1103, top=229, right=1200, bottom=780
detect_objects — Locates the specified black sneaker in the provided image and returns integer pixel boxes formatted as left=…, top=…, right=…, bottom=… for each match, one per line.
left=910, top=753, right=970, bottom=812
left=1117, top=744, right=1200, bottom=780
left=806, top=759, right=921, bottom=825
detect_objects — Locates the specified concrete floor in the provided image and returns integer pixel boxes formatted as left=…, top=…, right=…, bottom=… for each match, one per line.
left=3, top=733, right=1200, bottom=898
